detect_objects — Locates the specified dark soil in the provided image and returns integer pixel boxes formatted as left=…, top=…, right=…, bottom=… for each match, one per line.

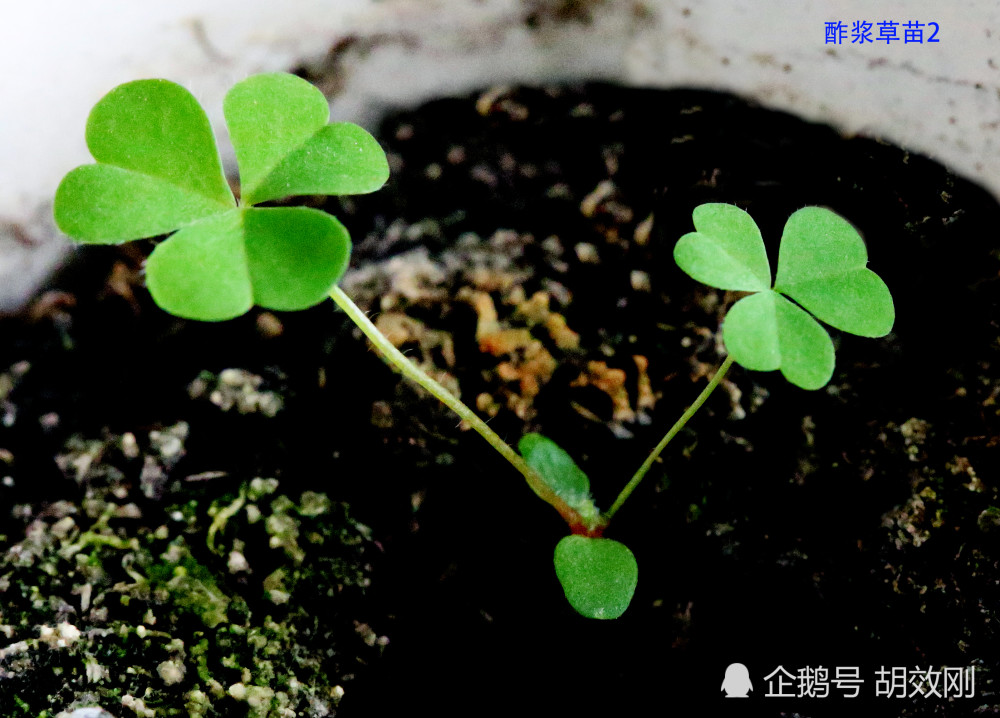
left=3, top=83, right=1000, bottom=717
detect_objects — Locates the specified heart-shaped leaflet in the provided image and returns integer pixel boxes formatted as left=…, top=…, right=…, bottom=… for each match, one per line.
left=224, top=73, right=389, bottom=205
left=54, top=79, right=235, bottom=242
left=672, top=203, right=771, bottom=292
left=722, top=288, right=836, bottom=390
left=773, top=207, right=894, bottom=337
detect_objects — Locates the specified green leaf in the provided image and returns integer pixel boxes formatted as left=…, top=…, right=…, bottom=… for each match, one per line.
left=244, top=208, right=352, bottom=310
left=146, top=207, right=351, bottom=321
left=554, top=536, right=637, bottom=619
left=145, top=211, right=250, bottom=321
left=676, top=203, right=894, bottom=391
left=774, top=207, right=894, bottom=337
left=518, top=434, right=595, bottom=517
left=723, top=290, right=835, bottom=390
left=55, top=165, right=231, bottom=243
left=224, top=73, right=390, bottom=206
left=673, top=203, right=771, bottom=292
left=54, top=73, right=386, bottom=322
left=54, top=79, right=234, bottom=243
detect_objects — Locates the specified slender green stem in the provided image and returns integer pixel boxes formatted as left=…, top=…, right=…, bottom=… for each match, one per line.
left=329, top=286, right=598, bottom=533
left=603, top=354, right=736, bottom=521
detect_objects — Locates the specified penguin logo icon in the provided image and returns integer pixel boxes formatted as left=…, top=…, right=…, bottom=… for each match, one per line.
left=721, top=663, right=753, bottom=698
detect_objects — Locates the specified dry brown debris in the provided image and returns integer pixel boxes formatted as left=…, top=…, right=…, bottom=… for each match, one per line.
left=633, top=355, right=656, bottom=411
left=571, top=360, right=635, bottom=423
left=461, top=289, right=561, bottom=419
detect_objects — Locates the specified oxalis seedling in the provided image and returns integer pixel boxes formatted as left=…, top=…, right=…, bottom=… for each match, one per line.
left=54, top=73, right=894, bottom=620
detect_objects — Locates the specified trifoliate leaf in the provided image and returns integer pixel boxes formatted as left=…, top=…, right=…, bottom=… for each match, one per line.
left=675, top=203, right=894, bottom=390
left=55, top=73, right=386, bottom=322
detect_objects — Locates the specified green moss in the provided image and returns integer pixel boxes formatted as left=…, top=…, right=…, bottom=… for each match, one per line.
left=0, top=422, right=382, bottom=715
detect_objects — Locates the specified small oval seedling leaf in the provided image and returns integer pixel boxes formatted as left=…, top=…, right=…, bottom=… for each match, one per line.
left=724, top=290, right=835, bottom=390
left=554, top=536, right=637, bottom=619
left=224, top=73, right=390, bottom=206
left=54, top=79, right=234, bottom=243
left=774, top=207, right=894, bottom=337
left=673, top=203, right=771, bottom=292
left=518, top=433, right=595, bottom=516
left=146, top=207, right=350, bottom=321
